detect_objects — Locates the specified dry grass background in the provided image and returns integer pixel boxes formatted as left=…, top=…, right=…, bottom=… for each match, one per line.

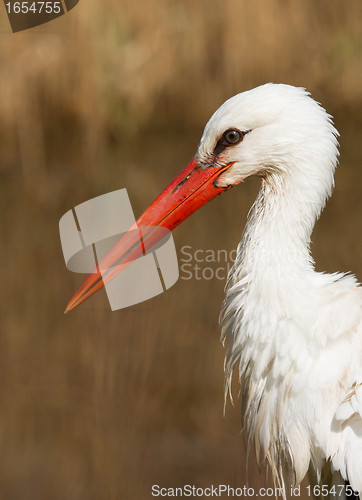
left=1, top=1, right=362, bottom=499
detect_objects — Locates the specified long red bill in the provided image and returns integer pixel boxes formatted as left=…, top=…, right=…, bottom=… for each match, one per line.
left=64, top=157, right=234, bottom=313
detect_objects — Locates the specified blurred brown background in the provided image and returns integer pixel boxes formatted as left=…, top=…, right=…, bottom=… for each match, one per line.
left=1, top=1, right=362, bottom=499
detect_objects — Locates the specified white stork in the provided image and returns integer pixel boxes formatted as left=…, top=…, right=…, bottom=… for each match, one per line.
left=65, top=84, right=362, bottom=496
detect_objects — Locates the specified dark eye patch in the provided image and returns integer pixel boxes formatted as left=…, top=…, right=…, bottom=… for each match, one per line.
left=213, top=129, right=250, bottom=156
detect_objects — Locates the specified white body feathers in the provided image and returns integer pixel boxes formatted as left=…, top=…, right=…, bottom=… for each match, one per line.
left=196, top=84, right=362, bottom=492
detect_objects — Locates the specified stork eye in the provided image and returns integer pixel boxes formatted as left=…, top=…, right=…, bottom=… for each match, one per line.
left=213, top=128, right=248, bottom=156
left=223, top=129, right=243, bottom=145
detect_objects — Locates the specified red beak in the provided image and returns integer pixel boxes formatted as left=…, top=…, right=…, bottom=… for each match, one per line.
left=64, top=157, right=235, bottom=313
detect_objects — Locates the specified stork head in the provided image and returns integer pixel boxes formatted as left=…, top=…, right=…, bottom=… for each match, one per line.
left=197, top=83, right=338, bottom=190
left=65, top=83, right=339, bottom=313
